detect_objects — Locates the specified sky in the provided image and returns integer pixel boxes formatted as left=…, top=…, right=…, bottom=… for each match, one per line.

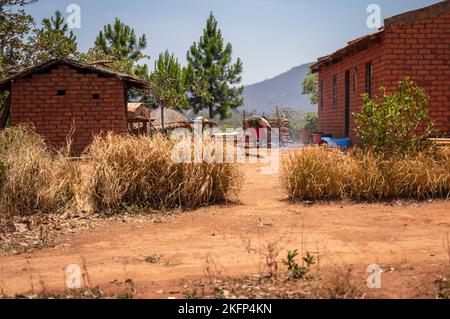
left=26, top=0, right=441, bottom=85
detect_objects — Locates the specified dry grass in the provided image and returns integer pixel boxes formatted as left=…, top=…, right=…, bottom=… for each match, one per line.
left=0, top=127, right=242, bottom=217
left=0, top=126, right=78, bottom=217
left=281, top=146, right=450, bottom=201
left=84, top=133, right=242, bottom=213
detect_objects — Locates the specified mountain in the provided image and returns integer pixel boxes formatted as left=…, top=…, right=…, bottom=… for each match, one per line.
left=241, top=62, right=316, bottom=115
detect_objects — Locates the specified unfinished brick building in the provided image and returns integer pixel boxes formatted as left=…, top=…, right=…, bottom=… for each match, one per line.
left=311, top=1, right=450, bottom=143
left=0, top=59, right=149, bottom=154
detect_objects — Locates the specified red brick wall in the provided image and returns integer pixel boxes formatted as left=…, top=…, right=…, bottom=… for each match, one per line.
left=317, top=40, right=385, bottom=143
left=10, top=65, right=128, bottom=155
left=317, top=11, right=450, bottom=144
left=383, top=11, right=450, bottom=135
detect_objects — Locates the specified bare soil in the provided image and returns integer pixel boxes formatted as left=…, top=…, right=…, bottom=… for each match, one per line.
left=0, top=150, right=449, bottom=299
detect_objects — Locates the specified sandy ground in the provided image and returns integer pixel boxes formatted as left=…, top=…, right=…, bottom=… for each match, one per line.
left=0, top=150, right=449, bottom=298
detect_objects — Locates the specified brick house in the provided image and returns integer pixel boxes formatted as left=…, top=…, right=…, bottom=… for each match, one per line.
left=311, top=1, right=450, bottom=144
left=0, top=59, right=149, bottom=154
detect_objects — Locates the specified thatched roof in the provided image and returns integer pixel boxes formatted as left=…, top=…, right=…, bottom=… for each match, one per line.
left=0, top=59, right=150, bottom=90
left=127, top=103, right=152, bottom=120
left=150, top=107, right=189, bottom=129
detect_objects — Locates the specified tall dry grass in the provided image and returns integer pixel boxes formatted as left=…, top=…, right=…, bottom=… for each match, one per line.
left=0, top=126, right=79, bottom=216
left=281, top=146, right=450, bottom=201
left=0, top=128, right=242, bottom=217
left=84, top=133, right=242, bottom=213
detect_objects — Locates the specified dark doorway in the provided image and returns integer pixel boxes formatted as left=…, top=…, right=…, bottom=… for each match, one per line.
left=344, top=70, right=351, bottom=138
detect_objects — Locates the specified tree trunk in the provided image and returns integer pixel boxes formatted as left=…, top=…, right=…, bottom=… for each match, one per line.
left=161, top=105, right=166, bottom=135
left=208, top=104, right=214, bottom=120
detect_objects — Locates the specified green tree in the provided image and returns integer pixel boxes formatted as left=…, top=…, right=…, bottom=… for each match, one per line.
left=302, top=69, right=318, bottom=105
left=94, top=18, right=148, bottom=62
left=28, top=10, right=78, bottom=62
left=354, top=78, right=436, bottom=157
left=0, top=0, right=35, bottom=69
left=186, top=12, right=243, bottom=120
left=148, top=50, right=188, bottom=111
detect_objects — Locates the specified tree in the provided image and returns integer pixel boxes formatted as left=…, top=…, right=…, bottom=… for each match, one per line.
left=354, top=78, right=436, bottom=157
left=302, top=69, right=318, bottom=105
left=186, top=12, right=243, bottom=120
left=0, top=0, right=36, bottom=69
left=28, top=10, right=78, bottom=62
left=146, top=51, right=189, bottom=132
left=94, top=18, right=148, bottom=62
left=148, top=51, right=188, bottom=110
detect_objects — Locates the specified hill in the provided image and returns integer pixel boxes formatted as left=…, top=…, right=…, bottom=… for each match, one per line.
left=241, top=62, right=316, bottom=115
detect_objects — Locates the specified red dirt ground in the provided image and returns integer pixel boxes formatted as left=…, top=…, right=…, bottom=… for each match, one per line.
left=0, top=150, right=449, bottom=298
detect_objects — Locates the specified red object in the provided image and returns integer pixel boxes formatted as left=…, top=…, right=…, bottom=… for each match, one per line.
left=312, top=133, right=323, bottom=145
left=300, top=131, right=312, bottom=144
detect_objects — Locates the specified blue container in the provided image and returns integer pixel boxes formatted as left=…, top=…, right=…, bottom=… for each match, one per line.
left=321, top=137, right=351, bottom=148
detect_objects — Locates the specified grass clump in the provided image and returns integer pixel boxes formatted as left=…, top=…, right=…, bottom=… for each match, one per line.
left=281, top=147, right=450, bottom=202
left=0, top=126, right=79, bottom=217
left=84, top=133, right=242, bottom=214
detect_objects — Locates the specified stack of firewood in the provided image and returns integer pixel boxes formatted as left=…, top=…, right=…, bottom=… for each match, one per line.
left=268, top=118, right=293, bottom=145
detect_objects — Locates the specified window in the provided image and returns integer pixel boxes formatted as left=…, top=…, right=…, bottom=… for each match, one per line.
left=332, top=75, right=338, bottom=108
left=353, top=67, right=358, bottom=94
left=56, top=90, right=66, bottom=96
left=320, top=81, right=324, bottom=109
left=92, top=93, right=100, bottom=100
left=365, top=62, right=372, bottom=98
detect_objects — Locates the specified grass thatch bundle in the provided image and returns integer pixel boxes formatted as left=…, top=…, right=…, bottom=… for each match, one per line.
left=0, top=126, right=79, bottom=216
left=281, top=146, right=450, bottom=201
left=84, top=133, right=242, bottom=213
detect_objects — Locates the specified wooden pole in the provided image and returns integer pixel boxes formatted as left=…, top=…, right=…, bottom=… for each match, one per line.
left=276, top=106, right=281, bottom=145
left=161, top=105, right=166, bottom=135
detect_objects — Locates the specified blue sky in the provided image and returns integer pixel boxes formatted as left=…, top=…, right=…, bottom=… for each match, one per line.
left=27, top=0, right=441, bottom=85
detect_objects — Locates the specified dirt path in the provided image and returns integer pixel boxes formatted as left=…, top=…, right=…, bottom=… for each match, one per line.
left=0, top=154, right=449, bottom=298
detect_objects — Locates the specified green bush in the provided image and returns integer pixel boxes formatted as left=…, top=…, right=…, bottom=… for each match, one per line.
left=302, top=112, right=318, bottom=133
left=354, top=78, right=436, bottom=157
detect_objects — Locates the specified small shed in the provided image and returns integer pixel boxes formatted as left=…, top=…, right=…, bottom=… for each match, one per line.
left=127, top=103, right=153, bottom=135
left=0, top=59, right=149, bottom=154
left=150, top=107, right=189, bottom=130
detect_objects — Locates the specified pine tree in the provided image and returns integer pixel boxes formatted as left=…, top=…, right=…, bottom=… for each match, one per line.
left=94, top=18, right=148, bottom=62
left=0, top=0, right=35, bottom=70
left=29, top=10, right=78, bottom=62
left=186, top=12, right=243, bottom=119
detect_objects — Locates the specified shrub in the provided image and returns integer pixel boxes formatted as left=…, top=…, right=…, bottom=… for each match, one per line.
left=84, top=133, right=242, bottom=213
left=354, top=78, right=437, bottom=157
left=281, top=147, right=450, bottom=201
left=301, top=112, right=318, bottom=133
left=0, top=126, right=79, bottom=216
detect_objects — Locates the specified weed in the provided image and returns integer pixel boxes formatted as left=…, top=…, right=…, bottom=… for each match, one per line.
left=145, top=255, right=161, bottom=264
left=282, top=250, right=315, bottom=280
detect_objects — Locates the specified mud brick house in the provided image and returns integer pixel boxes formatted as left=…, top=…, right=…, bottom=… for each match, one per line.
left=0, top=59, right=149, bottom=154
left=311, top=1, right=450, bottom=143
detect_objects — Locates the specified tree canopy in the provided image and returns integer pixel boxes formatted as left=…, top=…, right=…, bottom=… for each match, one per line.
left=94, top=18, right=148, bottom=62
left=186, top=12, right=243, bottom=120
left=301, top=69, right=318, bottom=105
left=28, top=10, right=78, bottom=62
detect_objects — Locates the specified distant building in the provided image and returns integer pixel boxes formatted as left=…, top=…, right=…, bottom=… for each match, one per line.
left=311, top=1, right=450, bottom=143
left=0, top=59, right=149, bottom=154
